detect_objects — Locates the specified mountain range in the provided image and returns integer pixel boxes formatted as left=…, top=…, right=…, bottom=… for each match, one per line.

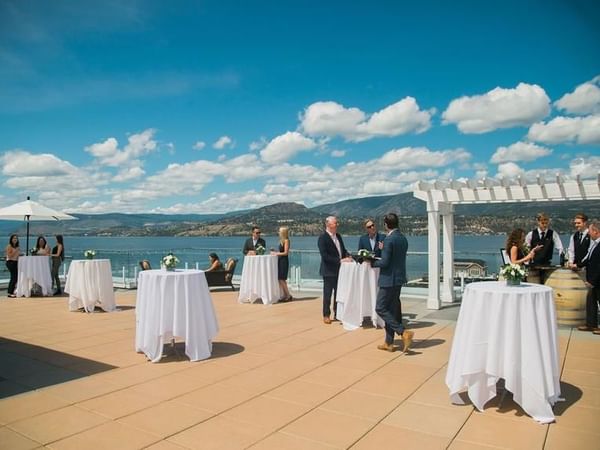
left=0, top=192, right=597, bottom=236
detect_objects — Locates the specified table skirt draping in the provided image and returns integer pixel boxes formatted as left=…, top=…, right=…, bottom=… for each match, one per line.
left=135, top=269, right=219, bottom=362
left=337, top=261, right=383, bottom=330
left=65, top=259, right=116, bottom=312
left=238, top=255, right=280, bottom=305
left=445, top=281, right=561, bottom=423
left=16, top=256, right=52, bottom=297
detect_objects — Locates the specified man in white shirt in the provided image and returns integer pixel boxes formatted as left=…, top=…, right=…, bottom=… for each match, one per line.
left=525, top=212, right=564, bottom=265
left=568, top=213, right=591, bottom=267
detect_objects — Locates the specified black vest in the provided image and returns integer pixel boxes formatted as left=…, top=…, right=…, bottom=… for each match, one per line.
left=531, top=229, right=554, bottom=265
left=573, top=231, right=591, bottom=265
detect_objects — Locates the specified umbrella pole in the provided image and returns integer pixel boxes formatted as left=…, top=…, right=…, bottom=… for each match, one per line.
left=26, top=218, right=30, bottom=256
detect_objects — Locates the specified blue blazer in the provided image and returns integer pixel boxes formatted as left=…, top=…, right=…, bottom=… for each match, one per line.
left=358, top=232, right=384, bottom=258
left=372, top=229, right=408, bottom=287
left=318, top=231, right=349, bottom=277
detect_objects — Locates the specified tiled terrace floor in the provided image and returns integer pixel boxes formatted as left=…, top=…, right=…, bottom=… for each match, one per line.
left=0, top=288, right=599, bottom=449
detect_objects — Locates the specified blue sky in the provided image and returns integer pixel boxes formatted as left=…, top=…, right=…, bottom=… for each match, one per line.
left=0, top=0, right=599, bottom=214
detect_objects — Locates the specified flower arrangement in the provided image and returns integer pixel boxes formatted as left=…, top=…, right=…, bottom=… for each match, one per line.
left=255, top=245, right=266, bottom=255
left=30, top=247, right=38, bottom=255
left=162, top=252, right=179, bottom=270
left=500, top=263, right=527, bottom=285
left=357, top=249, right=374, bottom=258
left=84, top=249, right=96, bottom=259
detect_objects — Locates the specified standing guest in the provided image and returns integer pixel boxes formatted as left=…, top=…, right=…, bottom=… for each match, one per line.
left=242, top=226, right=266, bottom=255
left=5, top=234, right=20, bottom=298
left=506, top=228, right=541, bottom=265
left=34, top=236, right=51, bottom=256
left=50, top=235, right=65, bottom=295
left=525, top=212, right=564, bottom=266
left=372, top=213, right=414, bottom=353
left=358, top=218, right=384, bottom=258
left=576, top=222, right=600, bottom=335
left=205, top=252, right=223, bottom=272
left=318, top=216, right=351, bottom=324
left=272, top=226, right=292, bottom=302
left=568, top=213, right=591, bottom=267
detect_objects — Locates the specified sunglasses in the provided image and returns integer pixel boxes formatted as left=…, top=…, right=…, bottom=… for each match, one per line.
left=366, top=224, right=375, bottom=229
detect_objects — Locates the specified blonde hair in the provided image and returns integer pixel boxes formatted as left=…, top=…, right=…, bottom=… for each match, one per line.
left=279, top=226, right=289, bottom=242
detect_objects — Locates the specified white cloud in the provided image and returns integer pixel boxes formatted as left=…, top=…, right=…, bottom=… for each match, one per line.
left=527, top=114, right=600, bottom=145
left=85, top=129, right=157, bottom=167
left=260, top=131, right=317, bottom=164
left=491, top=141, right=552, bottom=164
left=331, top=150, right=346, bottom=157
left=249, top=137, right=267, bottom=151
left=377, top=147, right=471, bottom=170
left=193, top=141, right=206, bottom=150
left=1, top=150, right=77, bottom=176
left=570, top=156, right=600, bottom=178
left=113, top=166, right=145, bottom=182
left=213, top=135, right=233, bottom=149
left=554, top=75, right=600, bottom=115
left=496, top=162, right=525, bottom=178
left=300, top=97, right=433, bottom=142
left=442, top=83, right=551, bottom=133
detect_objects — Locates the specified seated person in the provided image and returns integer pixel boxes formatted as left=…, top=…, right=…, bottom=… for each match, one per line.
left=506, top=228, right=541, bottom=264
left=206, top=252, right=224, bottom=272
left=139, top=260, right=152, bottom=270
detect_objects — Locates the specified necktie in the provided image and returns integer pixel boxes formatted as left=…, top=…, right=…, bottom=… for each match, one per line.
left=540, top=231, right=545, bottom=240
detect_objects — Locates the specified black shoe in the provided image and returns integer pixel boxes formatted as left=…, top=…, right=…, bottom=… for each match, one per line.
left=53, top=290, right=62, bottom=296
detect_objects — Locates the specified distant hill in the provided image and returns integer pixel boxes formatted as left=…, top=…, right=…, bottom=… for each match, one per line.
left=1, top=193, right=598, bottom=237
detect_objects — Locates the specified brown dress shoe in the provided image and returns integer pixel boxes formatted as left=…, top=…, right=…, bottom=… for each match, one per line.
left=577, top=325, right=595, bottom=332
left=402, top=330, right=414, bottom=353
left=377, top=342, right=395, bottom=352
left=323, top=317, right=332, bottom=324
left=593, top=329, right=600, bottom=335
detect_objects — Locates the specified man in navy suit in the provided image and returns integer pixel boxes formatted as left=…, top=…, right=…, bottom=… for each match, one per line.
left=372, top=213, right=414, bottom=353
left=357, top=218, right=384, bottom=258
left=576, top=222, right=600, bottom=334
left=242, top=226, right=266, bottom=255
left=318, top=216, right=351, bottom=324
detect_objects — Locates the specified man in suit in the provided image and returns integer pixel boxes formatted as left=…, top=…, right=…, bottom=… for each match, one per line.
left=372, top=213, right=414, bottom=353
left=576, top=221, right=600, bottom=334
left=358, top=218, right=384, bottom=258
left=242, top=226, right=266, bottom=255
left=568, top=213, right=591, bottom=267
left=318, top=216, right=351, bottom=324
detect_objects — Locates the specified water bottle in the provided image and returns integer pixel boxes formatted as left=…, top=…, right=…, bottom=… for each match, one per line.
left=559, top=250, right=565, bottom=267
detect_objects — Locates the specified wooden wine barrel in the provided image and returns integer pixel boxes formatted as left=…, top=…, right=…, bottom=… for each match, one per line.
left=527, top=268, right=542, bottom=284
left=544, top=268, right=588, bottom=326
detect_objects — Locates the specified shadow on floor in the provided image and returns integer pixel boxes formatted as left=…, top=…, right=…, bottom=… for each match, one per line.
left=554, top=382, right=583, bottom=415
left=158, top=341, right=245, bottom=363
left=0, top=337, right=117, bottom=399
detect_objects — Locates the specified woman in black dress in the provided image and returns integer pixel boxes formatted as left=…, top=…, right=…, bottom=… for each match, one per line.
left=506, top=228, right=540, bottom=265
left=5, top=234, right=20, bottom=298
left=51, top=235, right=65, bottom=295
left=272, top=226, right=292, bottom=302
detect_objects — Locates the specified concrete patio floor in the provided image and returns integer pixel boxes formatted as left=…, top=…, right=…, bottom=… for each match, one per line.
left=0, top=288, right=599, bottom=450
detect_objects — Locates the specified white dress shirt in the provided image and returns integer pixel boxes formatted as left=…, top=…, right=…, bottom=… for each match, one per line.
left=568, top=229, right=589, bottom=264
left=525, top=227, right=564, bottom=254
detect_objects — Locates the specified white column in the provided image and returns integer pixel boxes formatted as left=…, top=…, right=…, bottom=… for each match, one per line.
left=427, top=205, right=441, bottom=309
left=441, top=203, right=455, bottom=303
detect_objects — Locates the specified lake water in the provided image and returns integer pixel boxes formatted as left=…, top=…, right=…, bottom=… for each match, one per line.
left=2, top=234, right=532, bottom=282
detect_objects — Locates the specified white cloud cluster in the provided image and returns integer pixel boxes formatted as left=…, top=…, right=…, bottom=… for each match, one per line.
left=442, top=83, right=551, bottom=133
left=554, top=76, right=600, bottom=115
left=1, top=150, right=78, bottom=176
left=260, top=131, right=317, bottom=164
left=213, top=136, right=233, bottom=149
left=300, top=97, right=433, bottom=142
left=491, top=141, right=552, bottom=164
left=193, top=141, right=206, bottom=150
left=527, top=115, right=600, bottom=145
left=84, top=129, right=158, bottom=181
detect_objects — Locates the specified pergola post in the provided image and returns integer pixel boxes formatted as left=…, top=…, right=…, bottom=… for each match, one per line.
left=441, top=203, right=455, bottom=303
left=427, top=204, right=441, bottom=310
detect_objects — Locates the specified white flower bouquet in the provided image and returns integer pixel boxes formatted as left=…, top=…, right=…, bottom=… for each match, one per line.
left=162, top=252, right=179, bottom=270
left=357, top=249, right=373, bottom=258
left=84, top=249, right=96, bottom=259
left=500, top=263, right=527, bottom=285
left=30, top=247, right=38, bottom=255
left=255, top=245, right=266, bottom=255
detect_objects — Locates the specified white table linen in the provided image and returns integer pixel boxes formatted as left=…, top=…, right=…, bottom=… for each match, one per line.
left=337, top=261, right=384, bottom=330
left=16, top=256, right=52, bottom=297
left=135, top=269, right=219, bottom=363
left=445, top=281, right=561, bottom=423
left=238, top=255, right=280, bottom=305
left=65, top=259, right=116, bottom=312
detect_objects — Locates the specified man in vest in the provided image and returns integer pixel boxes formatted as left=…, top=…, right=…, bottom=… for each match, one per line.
left=525, top=213, right=564, bottom=283
left=576, top=222, right=600, bottom=334
left=568, top=213, right=591, bottom=267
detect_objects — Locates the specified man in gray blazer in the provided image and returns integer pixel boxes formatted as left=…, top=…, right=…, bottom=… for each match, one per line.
left=372, top=213, right=414, bottom=353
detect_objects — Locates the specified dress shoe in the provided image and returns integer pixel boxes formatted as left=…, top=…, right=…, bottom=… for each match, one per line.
left=377, top=342, right=396, bottom=352
left=402, top=330, right=414, bottom=353
left=593, top=329, right=600, bottom=335
left=323, top=317, right=332, bottom=324
left=577, top=325, right=595, bottom=332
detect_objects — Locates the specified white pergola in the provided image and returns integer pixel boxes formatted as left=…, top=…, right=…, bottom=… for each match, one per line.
left=413, top=174, right=600, bottom=310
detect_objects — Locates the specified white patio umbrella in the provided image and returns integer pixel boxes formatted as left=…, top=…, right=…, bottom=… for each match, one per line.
left=0, top=196, right=78, bottom=255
